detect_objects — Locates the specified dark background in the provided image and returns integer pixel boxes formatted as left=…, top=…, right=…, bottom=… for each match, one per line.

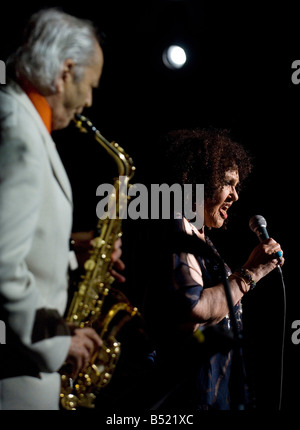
left=1, top=0, right=299, bottom=414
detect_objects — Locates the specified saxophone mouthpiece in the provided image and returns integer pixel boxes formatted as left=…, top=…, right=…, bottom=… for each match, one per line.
left=74, top=113, right=85, bottom=121
left=73, top=114, right=87, bottom=133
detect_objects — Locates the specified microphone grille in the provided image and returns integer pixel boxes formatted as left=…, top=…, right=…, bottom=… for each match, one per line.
left=249, top=215, right=267, bottom=232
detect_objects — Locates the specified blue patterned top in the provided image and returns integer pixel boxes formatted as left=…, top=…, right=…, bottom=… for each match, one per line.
left=145, top=218, right=245, bottom=411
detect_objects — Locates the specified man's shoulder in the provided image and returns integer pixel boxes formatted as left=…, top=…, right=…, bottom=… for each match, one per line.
left=0, top=80, right=35, bottom=130
left=0, top=79, right=24, bottom=100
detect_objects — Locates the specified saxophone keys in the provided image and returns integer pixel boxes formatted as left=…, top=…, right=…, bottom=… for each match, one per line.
left=131, top=307, right=139, bottom=316
left=92, top=363, right=103, bottom=376
left=93, top=237, right=104, bottom=248
left=84, top=259, right=96, bottom=271
left=103, top=373, right=111, bottom=382
left=84, top=374, right=92, bottom=386
left=92, top=306, right=101, bottom=315
left=79, top=284, right=86, bottom=295
left=112, top=342, right=120, bottom=355
left=61, top=394, right=78, bottom=410
left=106, top=275, right=114, bottom=285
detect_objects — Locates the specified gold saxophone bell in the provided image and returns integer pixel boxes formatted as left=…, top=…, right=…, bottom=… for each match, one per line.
left=60, top=114, right=139, bottom=410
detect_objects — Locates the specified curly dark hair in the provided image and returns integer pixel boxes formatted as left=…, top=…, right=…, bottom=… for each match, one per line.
left=159, top=127, right=253, bottom=201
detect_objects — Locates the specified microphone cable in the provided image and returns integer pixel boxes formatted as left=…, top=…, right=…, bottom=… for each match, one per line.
left=249, top=215, right=286, bottom=410
left=277, top=264, right=286, bottom=411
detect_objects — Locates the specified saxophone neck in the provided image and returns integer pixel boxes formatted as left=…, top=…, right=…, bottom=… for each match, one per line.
left=73, top=114, right=136, bottom=180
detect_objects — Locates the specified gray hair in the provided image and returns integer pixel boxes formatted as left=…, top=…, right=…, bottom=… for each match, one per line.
left=8, top=8, right=100, bottom=94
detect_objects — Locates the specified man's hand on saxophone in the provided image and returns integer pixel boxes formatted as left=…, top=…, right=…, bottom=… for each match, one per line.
left=66, top=327, right=103, bottom=379
left=110, top=237, right=126, bottom=283
left=71, top=231, right=126, bottom=283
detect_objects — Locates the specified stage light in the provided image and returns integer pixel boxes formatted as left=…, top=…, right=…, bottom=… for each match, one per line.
left=162, top=45, right=187, bottom=69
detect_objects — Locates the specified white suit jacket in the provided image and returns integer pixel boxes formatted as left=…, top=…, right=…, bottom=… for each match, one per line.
left=0, top=81, right=73, bottom=409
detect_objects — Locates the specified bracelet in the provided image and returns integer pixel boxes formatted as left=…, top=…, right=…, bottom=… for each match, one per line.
left=229, top=273, right=249, bottom=294
left=236, top=267, right=256, bottom=290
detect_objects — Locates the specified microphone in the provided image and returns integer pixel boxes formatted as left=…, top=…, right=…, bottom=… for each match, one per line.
left=249, top=215, right=283, bottom=260
left=249, top=214, right=269, bottom=241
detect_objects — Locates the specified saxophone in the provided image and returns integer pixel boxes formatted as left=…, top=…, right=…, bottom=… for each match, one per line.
left=60, top=114, right=139, bottom=410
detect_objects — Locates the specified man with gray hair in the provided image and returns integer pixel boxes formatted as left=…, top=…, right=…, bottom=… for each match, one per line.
left=0, top=8, right=113, bottom=409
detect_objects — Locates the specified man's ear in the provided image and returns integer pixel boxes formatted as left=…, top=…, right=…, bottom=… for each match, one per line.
left=56, top=59, right=75, bottom=93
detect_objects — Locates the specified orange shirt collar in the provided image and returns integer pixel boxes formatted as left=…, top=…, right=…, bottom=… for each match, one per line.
left=22, top=82, right=52, bottom=133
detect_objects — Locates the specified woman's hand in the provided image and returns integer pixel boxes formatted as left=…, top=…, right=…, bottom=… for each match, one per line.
left=243, top=238, right=284, bottom=283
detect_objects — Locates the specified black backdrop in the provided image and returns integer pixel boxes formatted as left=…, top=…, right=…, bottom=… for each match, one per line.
left=1, top=0, right=299, bottom=416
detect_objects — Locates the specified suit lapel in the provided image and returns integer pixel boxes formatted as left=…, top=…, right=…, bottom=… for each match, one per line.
left=41, top=131, right=73, bottom=204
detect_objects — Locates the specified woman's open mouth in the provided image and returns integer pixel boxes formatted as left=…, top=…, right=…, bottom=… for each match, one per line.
left=220, top=203, right=231, bottom=219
